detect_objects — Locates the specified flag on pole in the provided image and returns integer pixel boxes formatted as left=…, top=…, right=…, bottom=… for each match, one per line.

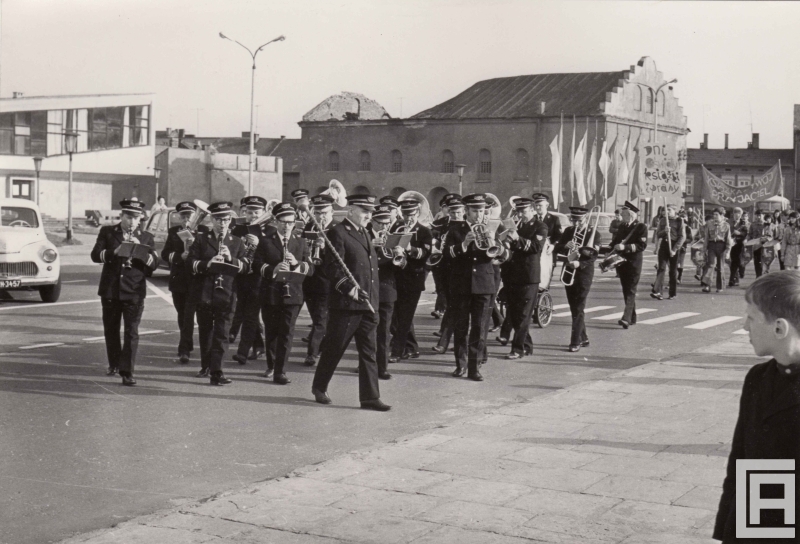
left=629, top=152, right=641, bottom=200
left=574, top=127, right=587, bottom=205
left=586, top=133, right=598, bottom=202
left=616, top=136, right=629, bottom=197
left=598, top=136, right=611, bottom=201
left=568, top=116, right=576, bottom=206
left=549, top=132, right=561, bottom=209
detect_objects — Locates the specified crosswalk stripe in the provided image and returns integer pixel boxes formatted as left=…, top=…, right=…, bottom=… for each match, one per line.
left=553, top=305, right=615, bottom=318
left=553, top=304, right=570, bottom=310
left=592, top=308, right=657, bottom=321
left=638, top=312, right=700, bottom=325
left=685, top=316, right=742, bottom=330
left=733, top=329, right=748, bottom=335
left=20, top=342, right=64, bottom=350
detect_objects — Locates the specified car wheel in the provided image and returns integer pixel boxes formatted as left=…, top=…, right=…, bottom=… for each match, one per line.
left=40, top=276, right=62, bottom=303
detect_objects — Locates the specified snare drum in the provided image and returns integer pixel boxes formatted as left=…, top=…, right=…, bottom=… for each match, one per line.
left=599, top=253, right=626, bottom=273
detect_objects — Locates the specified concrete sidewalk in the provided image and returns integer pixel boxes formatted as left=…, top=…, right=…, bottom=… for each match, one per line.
left=60, top=357, right=752, bottom=544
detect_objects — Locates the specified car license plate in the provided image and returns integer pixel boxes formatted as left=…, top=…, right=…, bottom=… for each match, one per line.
left=0, top=279, right=21, bottom=288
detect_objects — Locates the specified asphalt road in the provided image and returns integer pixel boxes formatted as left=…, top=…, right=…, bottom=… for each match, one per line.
left=0, top=250, right=753, bottom=544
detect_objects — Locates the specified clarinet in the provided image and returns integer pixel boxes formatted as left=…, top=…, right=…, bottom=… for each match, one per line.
left=214, top=227, right=227, bottom=290
left=282, top=238, right=292, bottom=298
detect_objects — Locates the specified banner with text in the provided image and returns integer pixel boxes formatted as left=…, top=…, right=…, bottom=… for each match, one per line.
left=701, top=163, right=782, bottom=206
left=635, top=140, right=685, bottom=197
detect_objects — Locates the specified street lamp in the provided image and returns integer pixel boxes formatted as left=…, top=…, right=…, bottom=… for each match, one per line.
left=32, top=156, right=43, bottom=205
left=219, top=31, right=285, bottom=196
left=153, top=167, right=162, bottom=204
left=455, top=164, right=466, bottom=195
left=641, top=78, right=677, bottom=143
left=64, top=130, right=78, bottom=241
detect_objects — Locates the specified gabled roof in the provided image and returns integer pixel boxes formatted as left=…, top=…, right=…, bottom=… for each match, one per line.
left=412, top=72, right=627, bottom=120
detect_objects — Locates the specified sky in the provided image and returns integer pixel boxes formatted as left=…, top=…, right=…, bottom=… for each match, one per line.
left=1, top=0, right=799, bottom=150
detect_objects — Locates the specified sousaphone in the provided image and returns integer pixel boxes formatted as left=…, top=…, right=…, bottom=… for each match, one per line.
left=398, top=190, right=433, bottom=227
left=322, top=179, right=348, bottom=207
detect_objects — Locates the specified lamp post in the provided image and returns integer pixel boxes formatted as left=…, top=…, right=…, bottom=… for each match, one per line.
left=640, top=78, right=677, bottom=143
left=455, top=164, right=466, bottom=195
left=32, top=156, right=43, bottom=205
left=219, top=31, right=285, bottom=196
left=64, top=130, right=78, bottom=241
left=153, top=167, right=162, bottom=204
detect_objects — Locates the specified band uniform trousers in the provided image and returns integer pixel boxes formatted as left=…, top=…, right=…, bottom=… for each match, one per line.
left=505, top=283, right=539, bottom=356
left=432, top=266, right=447, bottom=315
left=652, top=241, right=679, bottom=298
left=617, top=260, right=641, bottom=324
left=196, top=299, right=235, bottom=373
left=450, top=291, right=492, bottom=373
left=729, top=241, right=745, bottom=281
left=390, top=287, right=421, bottom=357
left=235, top=288, right=266, bottom=359
left=305, top=291, right=329, bottom=358
left=703, top=240, right=728, bottom=290
left=170, top=291, right=195, bottom=355
left=566, top=266, right=593, bottom=346
left=261, top=304, right=302, bottom=376
left=312, top=309, right=381, bottom=401
left=101, top=298, right=145, bottom=375
left=377, top=301, right=394, bottom=374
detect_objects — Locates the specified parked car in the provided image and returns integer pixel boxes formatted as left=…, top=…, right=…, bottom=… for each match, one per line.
left=0, top=198, right=61, bottom=302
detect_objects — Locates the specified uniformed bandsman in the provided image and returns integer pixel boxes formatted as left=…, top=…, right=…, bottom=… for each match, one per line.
left=650, top=204, right=686, bottom=301
left=90, top=199, right=159, bottom=385
left=253, top=202, right=314, bottom=385
left=379, top=195, right=400, bottom=227
left=231, top=196, right=270, bottom=366
left=161, top=201, right=207, bottom=364
left=311, top=193, right=391, bottom=411
left=441, top=193, right=497, bottom=381
left=229, top=197, right=251, bottom=345
left=301, top=194, right=335, bottom=367
left=554, top=207, right=603, bottom=352
left=370, top=204, right=401, bottom=380
left=429, top=194, right=454, bottom=319
left=432, top=194, right=464, bottom=354
left=388, top=198, right=432, bottom=363
left=610, top=201, right=648, bottom=329
left=187, top=201, right=249, bottom=385
left=291, top=189, right=311, bottom=230
left=500, top=197, right=548, bottom=359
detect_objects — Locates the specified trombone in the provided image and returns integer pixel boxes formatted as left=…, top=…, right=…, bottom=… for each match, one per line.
left=560, top=206, right=601, bottom=286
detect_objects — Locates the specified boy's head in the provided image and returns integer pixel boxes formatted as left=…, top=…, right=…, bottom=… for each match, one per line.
left=745, top=271, right=800, bottom=360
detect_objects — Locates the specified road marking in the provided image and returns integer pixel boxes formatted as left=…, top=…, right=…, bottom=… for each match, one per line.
left=553, top=304, right=570, bottom=310
left=146, top=281, right=173, bottom=304
left=139, top=330, right=165, bottom=336
left=733, top=328, right=748, bottom=335
left=417, top=300, right=435, bottom=306
left=638, top=312, right=700, bottom=325
left=685, top=316, right=742, bottom=330
left=82, top=336, right=106, bottom=342
left=553, top=305, right=614, bottom=318
left=19, top=342, right=64, bottom=350
left=592, top=308, right=658, bottom=320
left=0, top=299, right=99, bottom=311
left=61, top=279, right=88, bottom=284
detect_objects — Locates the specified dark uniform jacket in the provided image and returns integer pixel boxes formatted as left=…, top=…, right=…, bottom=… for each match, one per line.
left=554, top=226, right=604, bottom=271
left=162, top=224, right=210, bottom=293
left=91, top=224, right=159, bottom=301
left=369, top=225, right=398, bottom=304
left=302, top=220, right=333, bottom=295
left=253, top=230, right=313, bottom=306
left=500, top=218, right=549, bottom=286
left=325, top=218, right=380, bottom=312
left=714, top=359, right=800, bottom=543
left=186, top=230, right=248, bottom=307
left=390, top=220, right=432, bottom=292
left=536, top=212, right=563, bottom=245
left=231, top=222, right=272, bottom=294
left=442, top=221, right=497, bottom=295
left=610, top=221, right=649, bottom=267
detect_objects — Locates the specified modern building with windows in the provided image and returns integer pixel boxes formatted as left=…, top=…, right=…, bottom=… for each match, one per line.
left=0, top=93, right=156, bottom=219
left=297, top=57, right=687, bottom=219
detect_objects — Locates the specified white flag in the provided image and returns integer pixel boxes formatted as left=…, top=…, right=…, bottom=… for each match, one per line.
left=586, top=136, right=597, bottom=202
left=598, top=137, right=611, bottom=201
left=617, top=136, right=629, bottom=191
left=549, top=133, right=561, bottom=208
left=574, top=128, right=587, bottom=206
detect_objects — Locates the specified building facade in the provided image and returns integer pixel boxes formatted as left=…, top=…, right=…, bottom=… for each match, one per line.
left=0, top=93, right=156, bottom=218
left=297, top=57, right=687, bottom=220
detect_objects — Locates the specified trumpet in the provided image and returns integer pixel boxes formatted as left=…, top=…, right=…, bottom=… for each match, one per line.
left=471, top=220, right=503, bottom=258
left=561, top=206, right=600, bottom=286
left=426, top=230, right=447, bottom=267
left=391, top=246, right=407, bottom=268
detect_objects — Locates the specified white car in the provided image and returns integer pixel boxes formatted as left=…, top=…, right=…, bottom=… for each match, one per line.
left=0, top=198, right=61, bottom=302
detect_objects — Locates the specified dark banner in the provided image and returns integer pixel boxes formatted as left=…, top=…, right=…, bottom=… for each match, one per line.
left=701, top=163, right=782, bottom=206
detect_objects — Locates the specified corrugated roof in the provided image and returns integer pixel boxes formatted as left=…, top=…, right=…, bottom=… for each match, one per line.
left=411, top=72, right=627, bottom=120
left=688, top=148, right=793, bottom=167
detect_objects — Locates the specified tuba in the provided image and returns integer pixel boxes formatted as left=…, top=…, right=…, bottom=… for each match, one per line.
left=397, top=191, right=433, bottom=227
left=322, top=179, right=348, bottom=207
left=189, top=200, right=211, bottom=231
left=561, top=206, right=600, bottom=286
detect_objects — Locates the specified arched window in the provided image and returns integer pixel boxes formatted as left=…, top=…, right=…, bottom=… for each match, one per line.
left=328, top=151, right=339, bottom=171
left=391, top=150, right=402, bottom=173
left=359, top=150, right=370, bottom=171
left=441, top=150, right=454, bottom=173
left=478, top=149, right=491, bottom=180
left=514, top=148, right=529, bottom=181
left=657, top=90, right=665, bottom=116
left=645, top=89, right=653, bottom=114
left=634, top=86, right=642, bottom=112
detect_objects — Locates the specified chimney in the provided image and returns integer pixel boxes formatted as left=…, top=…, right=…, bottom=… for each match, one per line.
left=724, top=134, right=729, bottom=149
left=701, top=133, right=708, bottom=149
left=12, top=91, right=23, bottom=98
left=540, top=101, right=546, bottom=114
left=178, top=128, right=185, bottom=139
left=752, top=133, right=760, bottom=149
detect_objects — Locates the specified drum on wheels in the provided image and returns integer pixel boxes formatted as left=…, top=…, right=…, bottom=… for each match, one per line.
left=534, top=289, right=552, bottom=328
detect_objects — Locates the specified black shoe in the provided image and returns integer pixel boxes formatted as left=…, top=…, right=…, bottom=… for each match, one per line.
left=650, top=292, right=663, bottom=300
left=488, top=325, right=500, bottom=333
left=378, top=371, right=392, bottom=380
left=431, top=311, right=442, bottom=319
left=273, top=373, right=291, bottom=385
left=228, top=333, right=236, bottom=344
left=179, top=353, right=190, bottom=364
left=312, top=388, right=331, bottom=405
left=360, top=399, right=391, bottom=411
left=407, top=351, right=420, bottom=359
left=568, top=345, right=580, bottom=352
left=196, top=368, right=209, bottom=378
left=301, top=337, right=310, bottom=344
left=248, top=349, right=264, bottom=361
left=496, top=336, right=508, bottom=346
left=467, top=371, right=484, bottom=382
left=523, top=348, right=532, bottom=356
left=388, top=356, right=400, bottom=364
left=668, top=295, right=677, bottom=300
left=210, top=373, right=232, bottom=386
left=618, top=319, right=629, bottom=329
left=432, top=346, right=446, bottom=354
left=694, top=274, right=702, bottom=282
left=121, top=375, right=136, bottom=386
left=702, top=286, right=711, bottom=293
left=106, top=367, right=118, bottom=376
left=433, top=331, right=442, bottom=338
left=233, top=354, right=247, bottom=365
left=580, top=340, right=590, bottom=347
left=304, top=356, right=317, bottom=367
left=264, top=367, right=274, bottom=379
left=506, top=352, right=522, bottom=360
left=452, top=366, right=465, bottom=377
